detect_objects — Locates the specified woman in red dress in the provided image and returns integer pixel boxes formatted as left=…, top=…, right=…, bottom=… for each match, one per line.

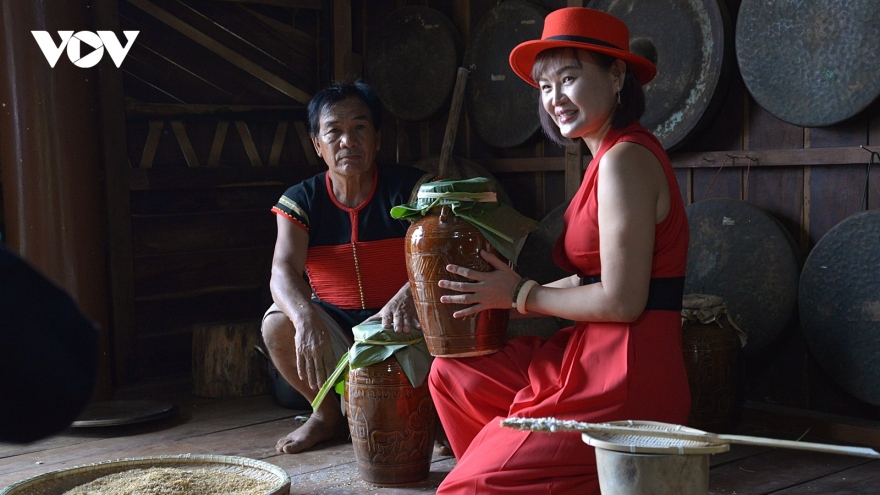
left=429, top=7, right=691, bottom=493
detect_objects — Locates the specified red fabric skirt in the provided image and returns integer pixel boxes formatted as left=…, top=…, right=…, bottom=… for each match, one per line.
left=429, top=311, right=691, bottom=494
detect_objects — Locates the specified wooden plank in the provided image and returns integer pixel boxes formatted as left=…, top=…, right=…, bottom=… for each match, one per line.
left=482, top=156, right=587, bottom=173
left=132, top=246, right=272, bottom=298
left=0, top=390, right=278, bottom=457
left=673, top=146, right=873, bottom=169
left=210, top=0, right=322, bottom=8
left=129, top=185, right=285, bottom=215
left=170, top=120, right=201, bottom=167
left=692, top=166, right=742, bottom=202
left=126, top=102, right=306, bottom=118
left=131, top=209, right=275, bottom=256
left=806, top=165, right=865, bottom=248
left=708, top=448, right=872, bottom=495
left=333, top=0, right=352, bottom=81
left=747, top=167, right=804, bottom=245
left=139, top=120, right=165, bottom=168
left=0, top=396, right=296, bottom=487
left=134, top=286, right=267, bottom=330
left=268, top=121, right=288, bottom=166
left=236, top=120, right=264, bottom=166
left=741, top=401, right=880, bottom=450
left=129, top=166, right=298, bottom=190
left=772, top=459, right=880, bottom=494
left=94, top=0, right=138, bottom=390
left=126, top=0, right=312, bottom=103
left=207, top=120, right=229, bottom=167
left=293, top=120, right=319, bottom=169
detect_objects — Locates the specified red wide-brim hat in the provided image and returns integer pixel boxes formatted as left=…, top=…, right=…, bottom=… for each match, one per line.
left=509, top=7, right=656, bottom=88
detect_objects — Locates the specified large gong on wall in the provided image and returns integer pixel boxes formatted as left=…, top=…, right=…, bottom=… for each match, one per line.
left=736, top=1, right=880, bottom=127
left=799, top=210, right=880, bottom=406
left=463, top=1, right=546, bottom=149
left=589, top=0, right=732, bottom=150
left=366, top=7, right=461, bottom=122
left=684, top=199, right=800, bottom=356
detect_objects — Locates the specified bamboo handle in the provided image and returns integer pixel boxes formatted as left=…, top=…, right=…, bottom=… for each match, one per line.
left=439, top=67, right=470, bottom=179
left=711, top=433, right=880, bottom=459
left=500, top=418, right=880, bottom=459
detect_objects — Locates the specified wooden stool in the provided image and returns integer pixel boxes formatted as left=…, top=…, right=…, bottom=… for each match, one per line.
left=192, top=319, right=269, bottom=398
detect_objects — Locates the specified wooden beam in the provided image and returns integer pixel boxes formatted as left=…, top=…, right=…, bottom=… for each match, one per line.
left=127, top=0, right=312, bottom=103
left=332, top=0, right=352, bottom=81
left=479, top=145, right=877, bottom=175
left=126, top=101, right=305, bottom=118
left=95, top=0, right=137, bottom=392
left=139, top=121, right=165, bottom=169
left=207, top=121, right=229, bottom=167
left=481, top=156, right=589, bottom=174
left=672, top=146, right=875, bottom=169
left=170, top=121, right=201, bottom=167
left=208, top=0, right=321, bottom=8
left=235, top=121, right=264, bottom=166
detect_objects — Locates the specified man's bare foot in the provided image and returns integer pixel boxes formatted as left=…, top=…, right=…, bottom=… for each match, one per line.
left=433, top=423, right=453, bottom=457
left=276, top=414, right=347, bottom=454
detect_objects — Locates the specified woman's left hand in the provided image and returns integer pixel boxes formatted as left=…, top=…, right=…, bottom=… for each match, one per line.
left=439, top=250, right=521, bottom=318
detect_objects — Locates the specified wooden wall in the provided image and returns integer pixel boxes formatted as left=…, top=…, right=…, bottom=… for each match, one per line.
left=4, top=0, right=872, bottom=420
left=112, top=0, right=326, bottom=384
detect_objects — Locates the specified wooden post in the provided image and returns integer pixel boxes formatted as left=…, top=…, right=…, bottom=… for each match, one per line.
left=0, top=0, right=112, bottom=397
left=192, top=320, right=270, bottom=398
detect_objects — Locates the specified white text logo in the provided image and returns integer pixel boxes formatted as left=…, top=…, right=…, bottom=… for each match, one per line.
left=32, top=31, right=138, bottom=68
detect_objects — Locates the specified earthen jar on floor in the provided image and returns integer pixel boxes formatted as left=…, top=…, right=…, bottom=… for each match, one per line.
left=346, top=356, right=437, bottom=486
left=405, top=204, right=509, bottom=357
left=681, top=294, right=744, bottom=433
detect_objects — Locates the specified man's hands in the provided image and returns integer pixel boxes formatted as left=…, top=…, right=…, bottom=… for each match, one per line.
left=294, top=314, right=337, bottom=390
left=364, top=282, right=421, bottom=333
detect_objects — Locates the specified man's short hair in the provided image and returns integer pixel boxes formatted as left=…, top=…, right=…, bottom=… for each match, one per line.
left=307, top=79, right=383, bottom=136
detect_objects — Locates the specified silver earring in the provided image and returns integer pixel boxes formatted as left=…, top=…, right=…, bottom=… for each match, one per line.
left=616, top=91, right=621, bottom=105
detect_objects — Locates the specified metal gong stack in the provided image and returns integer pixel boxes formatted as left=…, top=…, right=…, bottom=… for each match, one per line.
left=589, top=0, right=733, bottom=150
left=684, top=199, right=801, bottom=356
left=366, top=6, right=461, bottom=123
left=463, top=0, right=546, bottom=149
left=736, top=1, right=880, bottom=127
left=799, top=210, right=880, bottom=406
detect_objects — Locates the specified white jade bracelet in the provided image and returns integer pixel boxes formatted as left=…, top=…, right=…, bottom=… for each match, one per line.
left=515, top=280, right=539, bottom=315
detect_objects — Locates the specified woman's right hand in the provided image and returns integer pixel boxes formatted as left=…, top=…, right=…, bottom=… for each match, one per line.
left=438, top=249, right=522, bottom=317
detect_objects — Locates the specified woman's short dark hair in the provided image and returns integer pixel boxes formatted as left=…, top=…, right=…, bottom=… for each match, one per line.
left=533, top=48, right=646, bottom=147
left=307, top=79, right=383, bottom=136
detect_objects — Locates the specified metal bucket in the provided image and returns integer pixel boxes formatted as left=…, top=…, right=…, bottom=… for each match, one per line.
left=595, top=448, right=709, bottom=495
left=582, top=420, right=728, bottom=495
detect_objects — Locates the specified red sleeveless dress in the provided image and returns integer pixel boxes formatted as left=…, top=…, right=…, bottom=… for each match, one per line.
left=429, top=123, right=691, bottom=494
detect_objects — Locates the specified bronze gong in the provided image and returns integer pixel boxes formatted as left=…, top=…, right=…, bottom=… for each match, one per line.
left=589, top=0, right=732, bottom=150
left=799, top=210, right=880, bottom=406
left=463, top=0, right=546, bottom=148
left=684, top=199, right=800, bottom=356
left=736, top=1, right=880, bottom=127
left=366, top=6, right=461, bottom=122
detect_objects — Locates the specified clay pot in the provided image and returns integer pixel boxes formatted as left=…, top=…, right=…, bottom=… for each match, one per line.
left=682, top=320, right=740, bottom=432
left=405, top=205, right=509, bottom=357
left=345, top=356, right=437, bottom=486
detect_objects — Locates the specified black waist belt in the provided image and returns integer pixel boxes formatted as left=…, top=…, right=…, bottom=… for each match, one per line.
left=579, top=276, right=685, bottom=312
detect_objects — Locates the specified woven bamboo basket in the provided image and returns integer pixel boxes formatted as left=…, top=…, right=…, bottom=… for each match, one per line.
left=0, top=454, right=290, bottom=495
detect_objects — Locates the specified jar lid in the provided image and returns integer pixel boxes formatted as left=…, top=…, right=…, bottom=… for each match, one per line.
left=391, top=177, right=538, bottom=264
left=682, top=293, right=748, bottom=347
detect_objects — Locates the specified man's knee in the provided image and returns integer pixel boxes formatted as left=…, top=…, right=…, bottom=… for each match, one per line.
left=261, top=311, right=291, bottom=349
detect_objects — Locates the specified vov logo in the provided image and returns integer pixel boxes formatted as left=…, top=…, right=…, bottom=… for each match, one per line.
left=32, top=31, right=138, bottom=68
